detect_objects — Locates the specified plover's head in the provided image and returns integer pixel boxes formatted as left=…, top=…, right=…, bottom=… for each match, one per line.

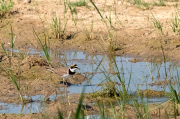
left=69, top=64, right=79, bottom=72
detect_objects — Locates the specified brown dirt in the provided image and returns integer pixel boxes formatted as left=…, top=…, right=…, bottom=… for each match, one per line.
left=1, top=0, right=180, bottom=63
left=108, top=105, right=137, bottom=119
left=148, top=79, right=175, bottom=87
left=0, top=113, right=42, bottom=119
left=149, top=101, right=180, bottom=118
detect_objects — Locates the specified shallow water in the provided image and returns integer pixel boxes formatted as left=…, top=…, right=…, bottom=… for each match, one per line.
left=2, top=48, right=179, bottom=114
left=0, top=94, right=58, bottom=114
left=0, top=95, right=44, bottom=114
left=49, top=50, right=178, bottom=93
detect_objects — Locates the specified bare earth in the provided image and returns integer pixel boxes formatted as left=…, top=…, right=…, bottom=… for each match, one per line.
left=1, top=0, right=180, bottom=63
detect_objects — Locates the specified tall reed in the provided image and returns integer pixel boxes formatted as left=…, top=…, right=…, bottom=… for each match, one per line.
left=10, top=24, right=15, bottom=57
left=170, top=11, right=180, bottom=34
left=89, top=0, right=120, bottom=51
left=51, top=14, right=68, bottom=39
left=0, top=64, right=23, bottom=104
left=0, top=26, right=24, bottom=105
left=151, top=13, right=163, bottom=35
left=32, top=15, right=52, bottom=67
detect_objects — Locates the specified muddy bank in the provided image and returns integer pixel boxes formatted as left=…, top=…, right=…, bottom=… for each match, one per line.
left=139, top=89, right=167, bottom=97
left=43, top=93, right=100, bottom=118
left=107, top=101, right=180, bottom=118
left=2, top=98, right=180, bottom=119
left=0, top=93, right=100, bottom=118
left=0, top=113, right=42, bottom=119
left=0, top=53, right=87, bottom=104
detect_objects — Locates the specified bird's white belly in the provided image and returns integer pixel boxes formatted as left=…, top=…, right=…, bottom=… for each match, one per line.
left=61, top=74, right=73, bottom=79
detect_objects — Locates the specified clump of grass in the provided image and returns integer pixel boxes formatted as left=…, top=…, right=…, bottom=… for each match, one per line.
left=0, top=0, right=14, bottom=18
left=107, top=33, right=117, bottom=51
left=129, top=0, right=150, bottom=10
left=132, top=89, right=150, bottom=118
left=153, top=0, right=166, bottom=6
left=81, top=19, right=94, bottom=41
left=33, top=27, right=51, bottom=66
left=51, top=0, right=79, bottom=39
left=170, top=11, right=180, bottom=34
left=0, top=64, right=23, bottom=103
left=164, top=0, right=178, bottom=2
left=90, top=86, right=121, bottom=98
left=51, top=14, right=67, bottom=39
left=68, top=0, right=88, bottom=7
left=151, top=13, right=163, bottom=35
left=0, top=26, right=24, bottom=107
left=18, top=51, right=29, bottom=60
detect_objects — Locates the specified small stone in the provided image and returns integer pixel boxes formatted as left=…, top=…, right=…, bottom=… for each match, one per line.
left=130, top=58, right=137, bottom=63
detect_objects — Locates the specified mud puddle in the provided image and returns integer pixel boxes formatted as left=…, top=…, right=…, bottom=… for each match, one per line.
left=2, top=48, right=179, bottom=115
left=0, top=95, right=56, bottom=114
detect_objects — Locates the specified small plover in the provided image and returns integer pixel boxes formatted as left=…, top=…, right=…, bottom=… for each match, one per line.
left=46, top=64, right=79, bottom=85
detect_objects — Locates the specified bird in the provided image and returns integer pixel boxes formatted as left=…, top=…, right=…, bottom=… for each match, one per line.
left=46, top=64, right=79, bottom=86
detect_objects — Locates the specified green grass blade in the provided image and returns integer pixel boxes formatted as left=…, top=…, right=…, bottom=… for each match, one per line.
left=75, top=85, right=86, bottom=119
left=89, top=0, right=104, bottom=20
left=57, top=109, right=64, bottom=119
left=1, top=43, right=7, bottom=56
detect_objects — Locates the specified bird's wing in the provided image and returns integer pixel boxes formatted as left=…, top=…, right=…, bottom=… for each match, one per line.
left=53, top=67, right=69, bottom=76
left=45, top=67, right=54, bottom=72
